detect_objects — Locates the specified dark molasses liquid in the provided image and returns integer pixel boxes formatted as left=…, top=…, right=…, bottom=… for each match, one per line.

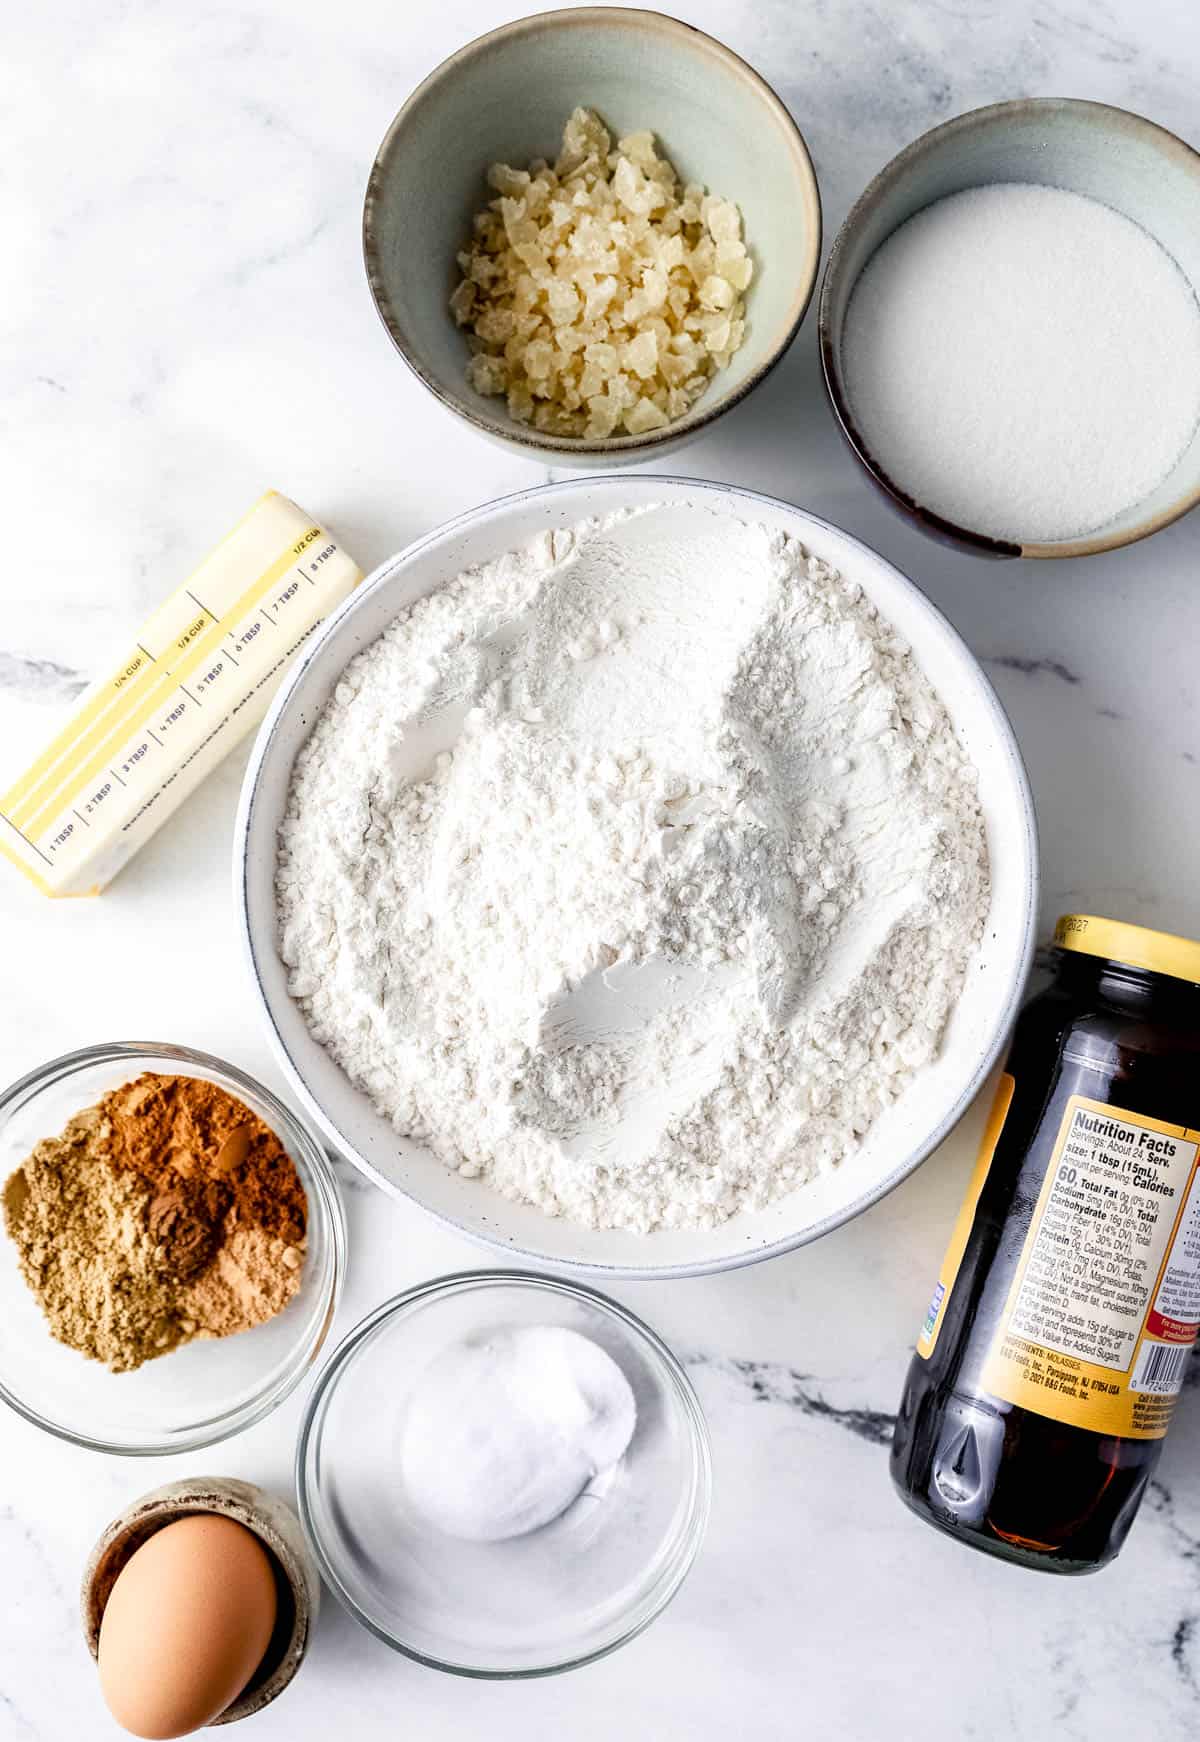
left=892, top=921, right=1200, bottom=1573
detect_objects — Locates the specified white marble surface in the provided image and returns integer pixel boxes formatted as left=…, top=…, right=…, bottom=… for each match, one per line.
left=3, top=2, right=1200, bottom=1736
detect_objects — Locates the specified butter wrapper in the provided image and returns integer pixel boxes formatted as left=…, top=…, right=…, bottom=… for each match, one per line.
left=0, top=491, right=361, bottom=896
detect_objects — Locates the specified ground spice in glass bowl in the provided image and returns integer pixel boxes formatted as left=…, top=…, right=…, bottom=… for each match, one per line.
left=0, top=1044, right=344, bottom=1454
left=5, top=1073, right=309, bottom=1371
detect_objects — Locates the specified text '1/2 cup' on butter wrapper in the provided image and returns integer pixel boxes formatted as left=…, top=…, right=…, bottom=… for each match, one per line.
left=0, top=492, right=361, bottom=896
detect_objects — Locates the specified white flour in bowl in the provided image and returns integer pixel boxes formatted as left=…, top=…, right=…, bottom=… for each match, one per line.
left=277, top=505, right=989, bottom=1232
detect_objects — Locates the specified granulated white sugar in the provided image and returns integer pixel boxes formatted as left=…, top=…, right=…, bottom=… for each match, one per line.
left=277, top=505, right=989, bottom=1233
left=842, top=183, right=1200, bottom=544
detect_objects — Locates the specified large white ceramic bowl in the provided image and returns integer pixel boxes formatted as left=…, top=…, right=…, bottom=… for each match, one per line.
left=236, top=479, right=1037, bottom=1279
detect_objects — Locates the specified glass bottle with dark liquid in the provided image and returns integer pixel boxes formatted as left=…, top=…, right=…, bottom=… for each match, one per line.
left=892, top=914, right=1200, bottom=1573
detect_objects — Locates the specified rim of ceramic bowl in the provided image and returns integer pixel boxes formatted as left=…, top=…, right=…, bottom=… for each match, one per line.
left=234, top=474, right=1039, bottom=1282
left=818, top=96, right=1200, bottom=559
left=362, top=5, right=823, bottom=458
left=295, top=1269, right=712, bottom=1678
left=0, top=1041, right=346, bottom=1455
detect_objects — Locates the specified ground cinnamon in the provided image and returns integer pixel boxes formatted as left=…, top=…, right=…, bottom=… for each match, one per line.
left=3, top=1073, right=308, bottom=1373
left=103, top=1073, right=307, bottom=1249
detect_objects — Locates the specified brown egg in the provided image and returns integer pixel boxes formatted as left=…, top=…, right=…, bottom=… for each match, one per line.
left=98, top=1513, right=277, bottom=1740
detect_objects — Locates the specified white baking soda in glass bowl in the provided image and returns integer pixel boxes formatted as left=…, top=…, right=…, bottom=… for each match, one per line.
left=296, top=1272, right=711, bottom=1676
left=237, top=477, right=1037, bottom=1279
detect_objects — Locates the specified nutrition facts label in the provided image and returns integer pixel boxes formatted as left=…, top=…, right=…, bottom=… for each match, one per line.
left=983, top=1095, right=1200, bottom=1439
left=1007, top=1104, right=1197, bottom=1370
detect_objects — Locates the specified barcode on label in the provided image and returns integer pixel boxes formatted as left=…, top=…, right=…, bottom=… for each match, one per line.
left=1131, top=1340, right=1193, bottom=1397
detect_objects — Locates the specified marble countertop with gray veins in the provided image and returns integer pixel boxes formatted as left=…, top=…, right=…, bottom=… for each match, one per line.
left=3, top=3, right=1200, bottom=1737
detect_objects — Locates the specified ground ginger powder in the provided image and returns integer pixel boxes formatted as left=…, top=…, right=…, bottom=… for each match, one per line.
left=3, top=1073, right=307, bottom=1373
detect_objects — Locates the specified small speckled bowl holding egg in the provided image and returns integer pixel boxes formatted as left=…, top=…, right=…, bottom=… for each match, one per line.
left=363, top=6, right=822, bottom=464
left=82, top=1477, right=319, bottom=1735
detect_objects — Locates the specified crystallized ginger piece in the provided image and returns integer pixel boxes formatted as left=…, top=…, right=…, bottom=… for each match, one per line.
left=616, top=130, right=659, bottom=170
left=585, top=396, right=621, bottom=439
left=522, top=338, right=556, bottom=380
left=449, top=280, right=476, bottom=327
left=558, top=106, right=612, bottom=174
left=474, top=307, right=515, bottom=344
left=584, top=276, right=618, bottom=322
left=625, top=396, right=670, bottom=434
left=699, top=274, right=735, bottom=312
left=703, top=196, right=741, bottom=243
left=487, top=163, right=532, bottom=197
left=655, top=232, right=686, bottom=272
left=583, top=339, right=619, bottom=374
left=545, top=279, right=581, bottom=326
left=715, top=243, right=754, bottom=292
left=613, top=155, right=666, bottom=219
left=624, top=330, right=658, bottom=379
left=467, top=353, right=507, bottom=396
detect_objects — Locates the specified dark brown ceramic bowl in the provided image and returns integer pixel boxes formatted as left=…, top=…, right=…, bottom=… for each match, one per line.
left=820, top=98, right=1200, bottom=558
left=363, top=7, right=821, bottom=466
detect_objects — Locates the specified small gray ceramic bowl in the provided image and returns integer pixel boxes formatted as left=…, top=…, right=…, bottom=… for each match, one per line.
left=820, top=98, right=1200, bottom=558
left=364, top=7, right=821, bottom=466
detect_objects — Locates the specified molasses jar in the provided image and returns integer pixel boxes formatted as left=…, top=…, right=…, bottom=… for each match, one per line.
left=892, top=914, right=1200, bottom=1573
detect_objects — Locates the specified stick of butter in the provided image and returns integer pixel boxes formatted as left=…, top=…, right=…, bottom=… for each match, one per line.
left=0, top=491, right=361, bottom=896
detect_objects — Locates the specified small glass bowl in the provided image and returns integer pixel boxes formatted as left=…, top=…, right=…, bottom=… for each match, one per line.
left=297, top=1271, right=711, bottom=1677
left=0, top=1042, right=345, bottom=1455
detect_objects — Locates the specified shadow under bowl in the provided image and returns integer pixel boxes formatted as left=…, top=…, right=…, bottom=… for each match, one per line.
left=363, top=6, right=821, bottom=466
left=819, top=98, right=1200, bottom=558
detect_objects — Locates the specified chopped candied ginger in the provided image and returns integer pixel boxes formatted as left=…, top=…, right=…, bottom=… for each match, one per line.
left=451, top=107, right=752, bottom=438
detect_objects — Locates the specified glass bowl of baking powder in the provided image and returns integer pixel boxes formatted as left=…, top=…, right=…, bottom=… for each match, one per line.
left=297, top=1270, right=711, bottom=1676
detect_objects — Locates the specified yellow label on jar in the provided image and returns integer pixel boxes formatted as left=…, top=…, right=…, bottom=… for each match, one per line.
left=981, top=1096, right=1200, bottom=1440
left=918, top=1072, right=1015, bottom=1359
